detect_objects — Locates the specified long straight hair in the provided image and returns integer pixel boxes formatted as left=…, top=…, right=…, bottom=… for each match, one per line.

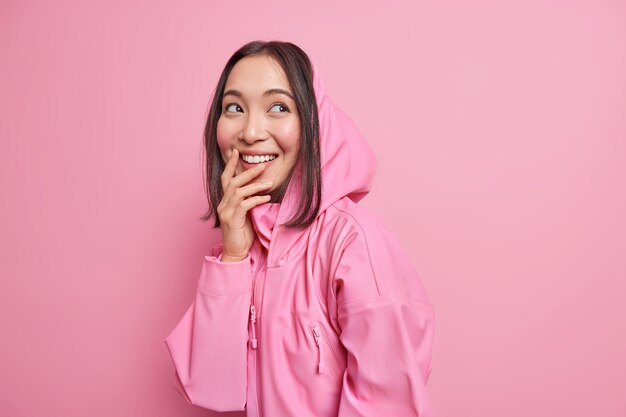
left=199, top=40, right=322, bottom=229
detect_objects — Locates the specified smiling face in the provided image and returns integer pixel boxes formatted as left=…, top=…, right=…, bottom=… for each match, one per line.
left=216, top=54, right=301, bottom=192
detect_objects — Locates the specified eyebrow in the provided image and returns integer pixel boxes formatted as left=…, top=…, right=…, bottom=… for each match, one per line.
left=223, top=88, right=295, bottom=101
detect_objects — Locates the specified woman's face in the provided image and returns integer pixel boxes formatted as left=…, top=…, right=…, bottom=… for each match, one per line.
left=217, top=55, right=301, bottom=191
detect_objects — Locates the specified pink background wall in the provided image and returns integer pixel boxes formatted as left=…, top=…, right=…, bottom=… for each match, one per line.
left=1, top=0, right=624, bottom=416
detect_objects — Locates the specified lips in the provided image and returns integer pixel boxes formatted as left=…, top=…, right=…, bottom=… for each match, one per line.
left=237, top=149, right=279, bottom=156
left=240, top=153, right=278, bottom=160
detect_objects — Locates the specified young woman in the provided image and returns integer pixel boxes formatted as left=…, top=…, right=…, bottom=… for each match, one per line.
left=164, top=40, right=436, bottom=417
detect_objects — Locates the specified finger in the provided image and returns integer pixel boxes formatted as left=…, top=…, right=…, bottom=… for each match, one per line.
left=239, top=195, right=272, bottom=212
left=228, top=163, right=269, bottom=189
left=234, top=180, right=274, bottom=201
left=221, top=148, right=240, bottom=190
left=224, top=180, right=272, bottom=213
left=222, top=150, right=268, bottom=192
left=221, top=187, right=271, bottom=226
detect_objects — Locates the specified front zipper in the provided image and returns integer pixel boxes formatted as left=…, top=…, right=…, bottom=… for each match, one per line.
left=249, top=305, right=257, bottom=349
left=249, top=258, right=263, bottom=350
left=248, top=252, right=265, bottom=417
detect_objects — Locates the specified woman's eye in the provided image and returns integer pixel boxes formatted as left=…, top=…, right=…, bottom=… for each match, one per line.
left=225, top=103, right=242, bottom=113
left=269, top=103, right=289, bottom=113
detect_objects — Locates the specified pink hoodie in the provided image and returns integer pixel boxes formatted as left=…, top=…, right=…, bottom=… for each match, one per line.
left=164, top=62, right=436, bottom=416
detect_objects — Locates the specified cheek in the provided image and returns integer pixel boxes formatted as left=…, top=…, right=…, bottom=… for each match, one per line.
left=275, top=121, right=301, bottom=155
left=216, top=119, right=233, bottom=158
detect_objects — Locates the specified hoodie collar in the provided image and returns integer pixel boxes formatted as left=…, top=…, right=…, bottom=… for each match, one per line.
left=249, top=62, right=377, bottom=267
left=250, top=201, right=280, bottom=252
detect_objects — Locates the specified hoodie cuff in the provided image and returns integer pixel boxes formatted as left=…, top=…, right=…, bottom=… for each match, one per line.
left=197, top=253, right=253, bottom=296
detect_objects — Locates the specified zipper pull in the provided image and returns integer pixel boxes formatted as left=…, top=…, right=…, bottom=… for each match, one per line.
left=311, top=325, right=325, bottom=373
left=249, top=305, right=258, bottom=349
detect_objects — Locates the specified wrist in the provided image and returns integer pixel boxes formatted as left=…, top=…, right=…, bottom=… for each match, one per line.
left=220, top=253, right=248, bottom=263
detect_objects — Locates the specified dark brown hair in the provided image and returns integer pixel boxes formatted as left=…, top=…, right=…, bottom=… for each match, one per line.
left=199, top=40, right=322, bottom=229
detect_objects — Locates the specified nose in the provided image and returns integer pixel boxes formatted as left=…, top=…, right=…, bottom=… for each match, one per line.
left=240, top=110, right=269, bottom=144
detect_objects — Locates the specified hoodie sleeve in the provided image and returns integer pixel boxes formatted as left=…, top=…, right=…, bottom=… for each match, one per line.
left=163, top=244, right=253, bottom=412
left=332, top=219, right=436, bottom=417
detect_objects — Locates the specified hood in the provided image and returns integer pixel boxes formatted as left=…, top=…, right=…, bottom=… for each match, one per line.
left=248, top=62, right=377, bottom=267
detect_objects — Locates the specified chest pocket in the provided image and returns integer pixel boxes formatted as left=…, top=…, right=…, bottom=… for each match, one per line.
left=309, top=322, right=344, bottom=385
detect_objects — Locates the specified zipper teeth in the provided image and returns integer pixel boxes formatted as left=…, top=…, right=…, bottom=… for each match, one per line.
left=250, top=260, right=263, bottom=417
left=318, top=323, right=339, bottom=368
left=250, top=259, right=261, bottom=348
left=249, top=305, right=257, bottom=349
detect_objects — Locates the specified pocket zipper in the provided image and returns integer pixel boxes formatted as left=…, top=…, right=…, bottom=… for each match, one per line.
left=311, top=324, right=326, bottom=373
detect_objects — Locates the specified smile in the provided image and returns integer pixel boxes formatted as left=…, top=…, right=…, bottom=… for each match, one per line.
left=239, top=153, right=279, bottom=168
left=240, top=154, right=278, bottom=164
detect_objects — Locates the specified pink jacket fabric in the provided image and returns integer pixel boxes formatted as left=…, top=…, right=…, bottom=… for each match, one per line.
left=164, top=62, right=436, bottom=416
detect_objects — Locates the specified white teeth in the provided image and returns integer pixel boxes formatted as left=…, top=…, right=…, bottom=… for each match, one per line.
left=242, top=154, right=277, bottom=163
